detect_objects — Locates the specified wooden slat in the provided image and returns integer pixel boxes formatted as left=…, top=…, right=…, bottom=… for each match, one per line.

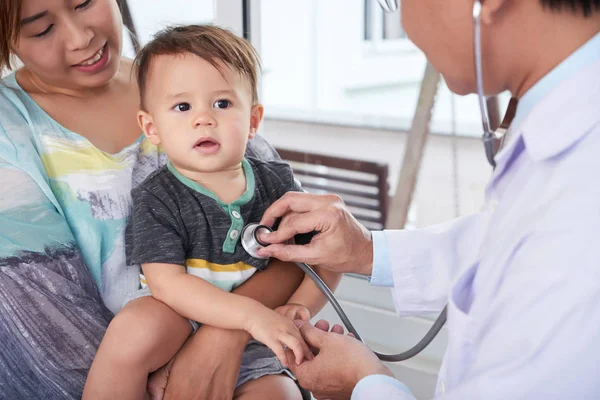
left=277, top=148, right=390, bottom=228
left=300, top=183, right=379, bottom=200
left=349, top=213, right=383, bottom=224
left=277, top=148, right=387, bottom=176
left=290, top=168, right=377, bottom=187
left=341, top=200, right=381, bottom=212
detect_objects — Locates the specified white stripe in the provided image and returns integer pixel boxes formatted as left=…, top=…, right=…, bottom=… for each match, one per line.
left=186, top=267, right=257, bottom=282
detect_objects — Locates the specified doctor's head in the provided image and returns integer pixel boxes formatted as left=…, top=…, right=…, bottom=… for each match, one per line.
left=399, top=0, right=600, bottom=98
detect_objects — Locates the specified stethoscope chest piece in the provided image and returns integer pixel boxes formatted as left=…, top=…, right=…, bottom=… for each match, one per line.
left=241, top=223, right=273, bottom=260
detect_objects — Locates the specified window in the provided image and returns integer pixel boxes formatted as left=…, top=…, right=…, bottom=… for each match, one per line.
left=121, top=0, right=215, bottom=58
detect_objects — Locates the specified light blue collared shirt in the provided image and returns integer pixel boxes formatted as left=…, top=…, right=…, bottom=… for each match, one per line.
left=356, top=31, right=600, bottom=399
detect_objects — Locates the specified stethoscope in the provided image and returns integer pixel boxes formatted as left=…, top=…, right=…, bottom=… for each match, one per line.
left=241, top=0, right=516, bottom=363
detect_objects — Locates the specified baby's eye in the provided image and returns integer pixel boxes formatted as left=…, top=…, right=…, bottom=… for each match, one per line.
left=173, top=103, right=191, bottom=112
left=213, top=99, right=231, bottom=109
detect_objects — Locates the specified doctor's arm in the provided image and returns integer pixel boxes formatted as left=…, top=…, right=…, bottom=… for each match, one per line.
left=259, top=192, right=488, bottom=316
left=289, top=215, right=600, bottom=400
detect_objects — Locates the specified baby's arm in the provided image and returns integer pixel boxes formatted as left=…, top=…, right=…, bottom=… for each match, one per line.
left=142, top=262, right=312, bottom=365
left=277, top=265, right=343, bottom=321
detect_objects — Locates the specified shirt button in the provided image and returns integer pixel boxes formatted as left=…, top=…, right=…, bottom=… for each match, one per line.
left=440, top=380, right=446, bottom=394
left=231, top=210, right=241, bottom=219
left=230, top=230, right=239, bottom=239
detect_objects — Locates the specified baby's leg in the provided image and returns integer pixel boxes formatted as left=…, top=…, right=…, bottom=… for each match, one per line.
left=82, top=296, right=192, bottom=400
left=234, top=374, right=304, bottom=400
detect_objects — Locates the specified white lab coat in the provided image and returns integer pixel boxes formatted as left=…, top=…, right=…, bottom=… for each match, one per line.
left=352, top=43, right=600, bottom=399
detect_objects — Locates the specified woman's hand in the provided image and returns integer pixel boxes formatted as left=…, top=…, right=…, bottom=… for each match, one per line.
left=147, top=325, right=249, bottom=400
left=258, top=192, right=374, bottom=275
left=285, top=320, right=393, bottom=400
left=245, top=305, right=314, bottom=366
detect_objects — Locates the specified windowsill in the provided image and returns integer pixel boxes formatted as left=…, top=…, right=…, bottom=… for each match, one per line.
left=264, top=106, right=483, bottom=138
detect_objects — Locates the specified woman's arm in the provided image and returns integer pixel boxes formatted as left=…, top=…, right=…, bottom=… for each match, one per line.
left=143, top=262, right=310, bottom=365
left=158, top=258, right=304, bottom=399
left=0, top=158, right=114, bottom=399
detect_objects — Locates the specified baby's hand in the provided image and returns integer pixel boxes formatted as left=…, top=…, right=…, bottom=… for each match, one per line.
left=275, top=303, right=312, bottom=322
left=245, top=306, right=313, bottom=367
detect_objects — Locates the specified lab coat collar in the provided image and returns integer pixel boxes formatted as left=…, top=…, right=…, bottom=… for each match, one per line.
left=520, top=59, right=600, bottom=162
left=493, top=32, right=600, bottom=168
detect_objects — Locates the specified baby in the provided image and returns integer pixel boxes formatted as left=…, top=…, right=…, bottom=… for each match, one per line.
left=82, top=25, right=341, bottom=400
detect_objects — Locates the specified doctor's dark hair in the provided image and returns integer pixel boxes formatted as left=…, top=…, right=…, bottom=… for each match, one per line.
left=540, top=0, right=600, bottom=15
left=135, top=25, right=261, bottom=110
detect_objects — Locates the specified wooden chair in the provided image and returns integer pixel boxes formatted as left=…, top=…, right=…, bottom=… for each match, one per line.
left=276, top=148, right=390, bottom=230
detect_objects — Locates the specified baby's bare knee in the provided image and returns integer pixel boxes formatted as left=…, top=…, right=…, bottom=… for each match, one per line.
left=234, top=375, right=303, bottom=400
left=101, top=297, right=188, bottom=370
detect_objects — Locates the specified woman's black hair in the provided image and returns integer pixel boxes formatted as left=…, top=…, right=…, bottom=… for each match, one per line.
left=540, top=0, right=600, bottom=16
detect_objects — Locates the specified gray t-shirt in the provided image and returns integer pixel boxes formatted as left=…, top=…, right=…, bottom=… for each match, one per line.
left=126, top=157, right=300, bottom=291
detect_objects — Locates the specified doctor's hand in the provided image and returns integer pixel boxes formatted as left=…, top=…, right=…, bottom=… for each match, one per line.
left=285, top=320, right=393, bottom=400
left=258, top=192, right=374, bottom=275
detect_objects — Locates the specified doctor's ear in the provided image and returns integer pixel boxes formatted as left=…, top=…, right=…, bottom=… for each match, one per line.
left=479, top=0, right=510, bottom=25
left=248, top=104, right=264, bottom=139
left=138, top=111, right=161, bottom=145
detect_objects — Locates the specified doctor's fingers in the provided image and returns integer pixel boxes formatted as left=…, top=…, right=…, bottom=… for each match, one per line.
left=297, top=321, right=330, bottom=350
left=313, top=319, right=345, bottom=335
left=257, top=241, right=326, bottom=266
left=260, top=203, right=344, bottom=244
left=258, top=210, right=317, bottom=245
left=259, top=192, right=343, bottom=228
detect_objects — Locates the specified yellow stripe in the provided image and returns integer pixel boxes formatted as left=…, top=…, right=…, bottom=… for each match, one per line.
left=41, top=139, right=124, bottom=178
left=40, top=136, right=162, bottom=178
left=186, top=259, right=255, bottom=272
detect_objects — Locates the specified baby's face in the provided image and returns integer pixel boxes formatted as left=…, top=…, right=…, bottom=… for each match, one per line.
left=138, top=53, right=262, bottom=176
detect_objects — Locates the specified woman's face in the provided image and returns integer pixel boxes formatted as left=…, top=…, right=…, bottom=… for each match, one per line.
left=400, top=0, right=502, bottom=96
left=13, top=0, right=123, bottom=89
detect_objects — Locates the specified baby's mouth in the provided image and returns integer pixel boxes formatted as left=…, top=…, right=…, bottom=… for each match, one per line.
left=193, top=137, right=221, bottom=154
left=194, top=137, right=219, bottom=148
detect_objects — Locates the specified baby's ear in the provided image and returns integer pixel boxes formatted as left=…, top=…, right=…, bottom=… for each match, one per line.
left=248, top=104, right=264, bottom=139
left=138, top=111, right=160, bottom=145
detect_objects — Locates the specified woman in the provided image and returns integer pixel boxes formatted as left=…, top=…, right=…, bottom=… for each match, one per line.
left=0, top=0, right=304, bottom=398
left=257, top=0, right=600, bottom=398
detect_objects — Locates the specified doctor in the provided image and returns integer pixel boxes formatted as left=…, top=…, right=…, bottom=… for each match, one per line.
left=258, top=0, right=600, bottom=398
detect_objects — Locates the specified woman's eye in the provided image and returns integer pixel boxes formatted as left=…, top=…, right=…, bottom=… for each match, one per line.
left=76, top=0, right=93, bottom=10
left=213, top=100, right=231, bottom=109
left=34, top=25, right=54, bottom=38
left=173, top=103, right=191, bottom=112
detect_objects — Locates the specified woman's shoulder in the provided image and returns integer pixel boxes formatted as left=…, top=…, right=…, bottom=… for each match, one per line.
left=0, top=72, right=42, bottom=162
left=0, top=71, right=33, bottom=122
left=246, top=156, right=296, bottom=192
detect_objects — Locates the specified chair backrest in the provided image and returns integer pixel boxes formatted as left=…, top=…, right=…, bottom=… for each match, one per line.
left=276, top=148, right=390, bottom=230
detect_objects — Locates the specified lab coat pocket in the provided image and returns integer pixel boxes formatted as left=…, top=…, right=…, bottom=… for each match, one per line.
left=444, top=261, right=479, bottom=389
